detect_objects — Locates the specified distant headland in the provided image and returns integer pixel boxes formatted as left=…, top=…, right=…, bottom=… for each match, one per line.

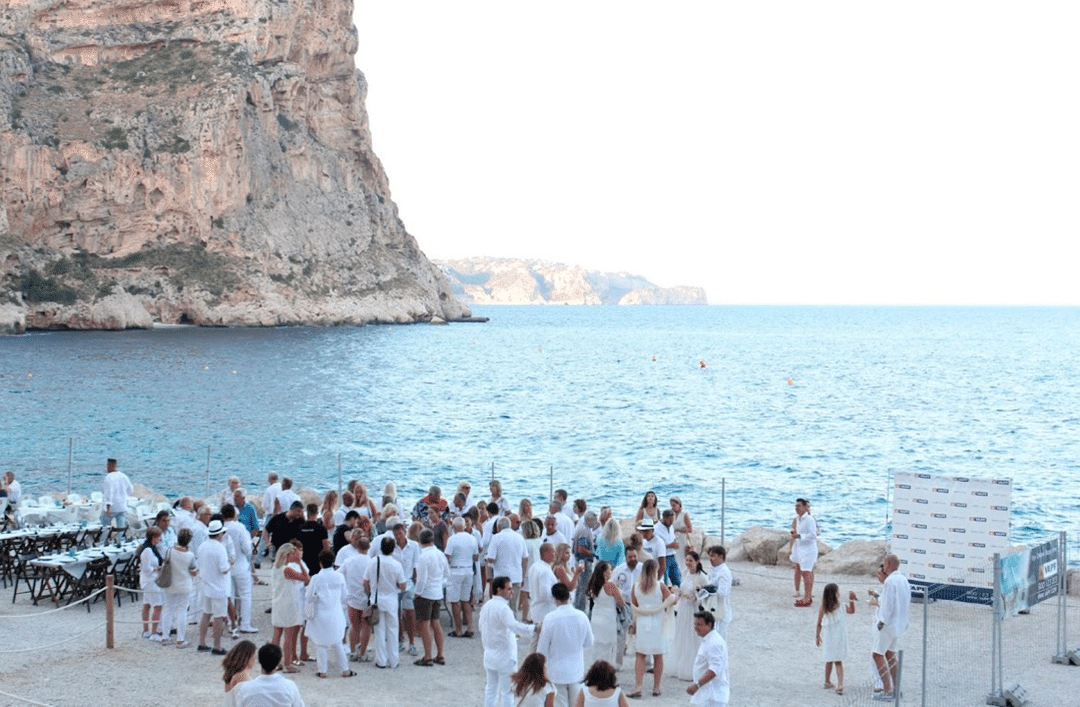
left=436, top=257, right=708, bottom=306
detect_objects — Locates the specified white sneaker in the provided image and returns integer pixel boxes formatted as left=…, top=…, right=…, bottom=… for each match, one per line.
left=176, top=641, right=190, bottom=649
left=149, top=634, right=163, bottom=642
left=142, top=631, right=152, bottom=639
left=407, top=644, right=418, bottom=656
left=231, top=629, right=239, bottom=640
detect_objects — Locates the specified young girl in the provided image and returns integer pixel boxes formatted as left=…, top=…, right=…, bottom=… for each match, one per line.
left=816, top=583, right=856, bottom=695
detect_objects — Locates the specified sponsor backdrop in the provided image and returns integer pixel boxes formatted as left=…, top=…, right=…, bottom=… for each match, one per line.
left=891, top=471, right=1011, bottom=588
left=1000, top=538, right=1060, bottom=617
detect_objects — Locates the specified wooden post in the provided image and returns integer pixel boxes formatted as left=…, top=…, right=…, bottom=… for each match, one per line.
left=105, top=574, right=115, bottom=649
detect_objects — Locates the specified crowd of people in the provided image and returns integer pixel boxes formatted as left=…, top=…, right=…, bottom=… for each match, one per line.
left=84, top=458, right=912, bottom=706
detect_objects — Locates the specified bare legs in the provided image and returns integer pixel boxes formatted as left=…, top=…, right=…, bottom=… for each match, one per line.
left=873, top=651, right=897, bottom=694
left=801, top=570, right=814, bottom=604
left=634, top=653, right=664, bottom=694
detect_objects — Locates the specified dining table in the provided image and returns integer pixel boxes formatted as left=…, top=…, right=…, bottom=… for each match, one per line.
left=29, top=541, right=138, bottom=605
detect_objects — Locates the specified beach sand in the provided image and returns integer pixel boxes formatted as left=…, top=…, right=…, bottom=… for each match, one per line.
left=2, top=557, right=1077, bottom=707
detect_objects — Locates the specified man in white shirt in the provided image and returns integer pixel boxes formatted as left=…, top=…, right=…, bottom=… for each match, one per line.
left=363, top=536, right=406, bottom=669
left=259, top=473, right=281, bottom=564
left=704, top=545, right=733, bottom=639
left=339, top=536, right=372, bottom=662
left=549, top=501, right=575, bottom=540
left=790, top=497, right=818, bottom=607
left=196, top=519, right=233, bottom=655
left=658, top=509, right=681, bottom=586
left=235, top=643, right=304, bottom=707
left=636, top=518, right=667, bottom=579
left=367, top=523, right=421, bottom=655
left=613, top=547, right=642, bottom=668
left=444, top=517, right=479, bottom=637
left=413, top=529, right=450, bottom=665
left=873, top=554, right=911, bottom=700
left=687, top=611, right=730, bottom=707
left=222, top=504, right=257, bottom=634
left=219, top=476, right=241, bottom=509
left=537, top=582, right=594, bottom=707
left=526, top=543, right=558, bottom=626
left=540, top=514, right=568, bottom=548
left=100, top=458, right=133, bottom=529
left=486, top=516, right=528, bottom=616
left=173, top=496, right=196, bottom=532
left=480, top=576, right=536, bottom=707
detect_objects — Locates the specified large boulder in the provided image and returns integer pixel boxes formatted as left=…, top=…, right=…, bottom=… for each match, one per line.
left=730, top=526, right=793, bottom=566
left=814, top=540, right=888, bottom=576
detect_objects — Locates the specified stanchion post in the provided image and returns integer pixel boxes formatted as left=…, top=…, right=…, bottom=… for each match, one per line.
left=105, top=574, right=115, bottom=649
left=720, top=477, right=726, bottom=548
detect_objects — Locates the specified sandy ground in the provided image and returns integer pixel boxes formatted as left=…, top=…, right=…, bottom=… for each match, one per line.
left=2, top=559, right=1077, bottom=707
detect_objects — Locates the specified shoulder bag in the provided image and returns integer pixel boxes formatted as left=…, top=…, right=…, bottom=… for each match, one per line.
left=155, top=548, right=173, bottom=588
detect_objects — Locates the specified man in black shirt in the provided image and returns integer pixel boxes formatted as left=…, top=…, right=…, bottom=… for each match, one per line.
left=332, top=510, right=362, bottom=555
left=266, top=501, right=304, bottom=560
left=295, top=503, right=330, bottom=575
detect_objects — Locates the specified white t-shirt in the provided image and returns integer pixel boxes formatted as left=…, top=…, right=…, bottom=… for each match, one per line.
left=445, top=531, right=479, bottom=575
left=101, top=471, right=133, bottom=512
left=197, top=538, right=231, bottom=599
left=487, top=529, right=528, bottom=583
left=340, top=553, right=371, bottom=610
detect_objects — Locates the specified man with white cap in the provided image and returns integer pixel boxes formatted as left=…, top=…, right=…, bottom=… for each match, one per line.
left=197, top=518, right=234, bottom=655
left=636, top=518, right=667, bottom=580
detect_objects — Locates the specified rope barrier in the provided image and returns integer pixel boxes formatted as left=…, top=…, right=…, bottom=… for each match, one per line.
left=0, top=620, right=106, bottom=653
left=0, top=587, right=108, bottom=618
left=0, top=689, right=55, bottom=707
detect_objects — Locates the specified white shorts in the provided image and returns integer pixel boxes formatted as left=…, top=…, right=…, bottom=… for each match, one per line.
left=873, top=623, right=899, bottom=655
left=200, top=595, right=229, bottom=619
left=446, top=573, right=473, bottom=603
left=142, top=588, right=164, bottom=607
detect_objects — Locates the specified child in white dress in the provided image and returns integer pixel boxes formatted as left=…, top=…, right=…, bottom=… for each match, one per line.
left=815, top=583, right=856, bottom=695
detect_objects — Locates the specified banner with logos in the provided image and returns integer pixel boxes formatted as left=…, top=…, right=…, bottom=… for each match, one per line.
left=1000, top=538, right=1060, bottom=617
left=891, top=471, right=1011, bottom=591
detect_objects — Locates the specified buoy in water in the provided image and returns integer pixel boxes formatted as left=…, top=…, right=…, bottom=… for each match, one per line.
left=699, top=360, right=707, bottom=369
left=652, top=355, right=657, bottom=362
left=787, top=377, right=794, bottom=386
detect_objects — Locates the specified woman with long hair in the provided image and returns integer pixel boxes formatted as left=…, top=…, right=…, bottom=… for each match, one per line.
left=666, top=550, right=708, bottom=681
left=552, top=542, right=584, bottom=592
left=511, top=652, right=556, bottom=707
left=222, top=639, right=256, bottom=706
left=320, top=491, right=338, bottom=529
left=586, top=561, right=625, bottom=667
left=594, top=517, right=625, bottom=568
left=381, top=481, right=397, bottom=510
left=669, top=496, right=693, bottom=573
left=629, top=558, right=672, bottom=698
left=271, top=542, right=309, bottom=672
left=353, top=484, right=379, bottom=519
left=634, top=491, right=661, bottom=525
left=575, top=660, right=630, bottom=707
left=519, top=497, right=534, bottom=525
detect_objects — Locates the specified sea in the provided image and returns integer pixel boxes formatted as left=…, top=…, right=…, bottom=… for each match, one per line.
left=2, top=305, right=1078, bottom=550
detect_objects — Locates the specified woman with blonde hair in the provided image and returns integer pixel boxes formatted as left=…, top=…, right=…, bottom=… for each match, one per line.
left=271, top=542, right=309, bottom=672
left=321, top=490, right=339, bottom=529
left=353, top=484, right=379, bottom=519
left=595, top=517, right=625, bottom=568
left=629, top=558, right=672, bottom=698
left=381, top=482, right=397, bottom=511
left=552, top=542, right=584, bottom=592
left=519, top=498, right=534, bottom=524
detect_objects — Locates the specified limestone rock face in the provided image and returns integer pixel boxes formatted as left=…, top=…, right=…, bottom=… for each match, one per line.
left=437, top=257, right=708, bottom=306
left=0, top=0, right=469, bottom=330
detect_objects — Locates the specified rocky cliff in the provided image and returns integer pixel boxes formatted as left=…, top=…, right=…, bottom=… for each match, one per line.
left=0, top=0, right=469, bottom=333
left=437, top=257, right=708, bottom=306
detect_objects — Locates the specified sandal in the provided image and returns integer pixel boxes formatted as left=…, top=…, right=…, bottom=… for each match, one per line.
left=627, top=691, right=642, bottom=699
left=836, top=687, right=844, bottom=695
left=414, top=658, right=433, bottom=666
left=433, top=656, right=446, bottom=665
left=823, top=682, right=834, bottom=689
left=342, top=670, right=356, bottom=678
left=282, top=666, right=300, bottom=674
left=652, top=690, right=662, bottom=697
left=447, top=631, right=463, bottom=638
left=462, top=631, right=474, bottom=638
left=795, top=598, right=813, bottom=607
left=316, top=672, right=327, bottom=679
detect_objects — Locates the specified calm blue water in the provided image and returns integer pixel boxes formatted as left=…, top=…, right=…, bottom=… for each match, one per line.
left=2, top=306, right=1078, bottom=548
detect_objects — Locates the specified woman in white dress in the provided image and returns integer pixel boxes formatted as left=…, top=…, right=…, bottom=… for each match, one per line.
left=575, top=660, right=630, bottom=707
left=305, top=550, right=355, bottom=678
left=816, top=582, right=856, bottom=695
left=668, top=496, right=693, bottom=574
left=138, top=526, right=164, bottom=639
left=666, top=550, right=707, bottom=680
left=634, top=491, right=662, bottom=526
left=271, top=542, right=309, bottom=672
left=629, top=558, right=672, bottom=698
left=511, top=652, right=556, bottom=707
left=586, top=561, right=625, bottom=666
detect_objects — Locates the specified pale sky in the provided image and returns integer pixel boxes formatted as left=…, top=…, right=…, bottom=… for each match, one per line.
left=353, top=2, right=1079, bottom=305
